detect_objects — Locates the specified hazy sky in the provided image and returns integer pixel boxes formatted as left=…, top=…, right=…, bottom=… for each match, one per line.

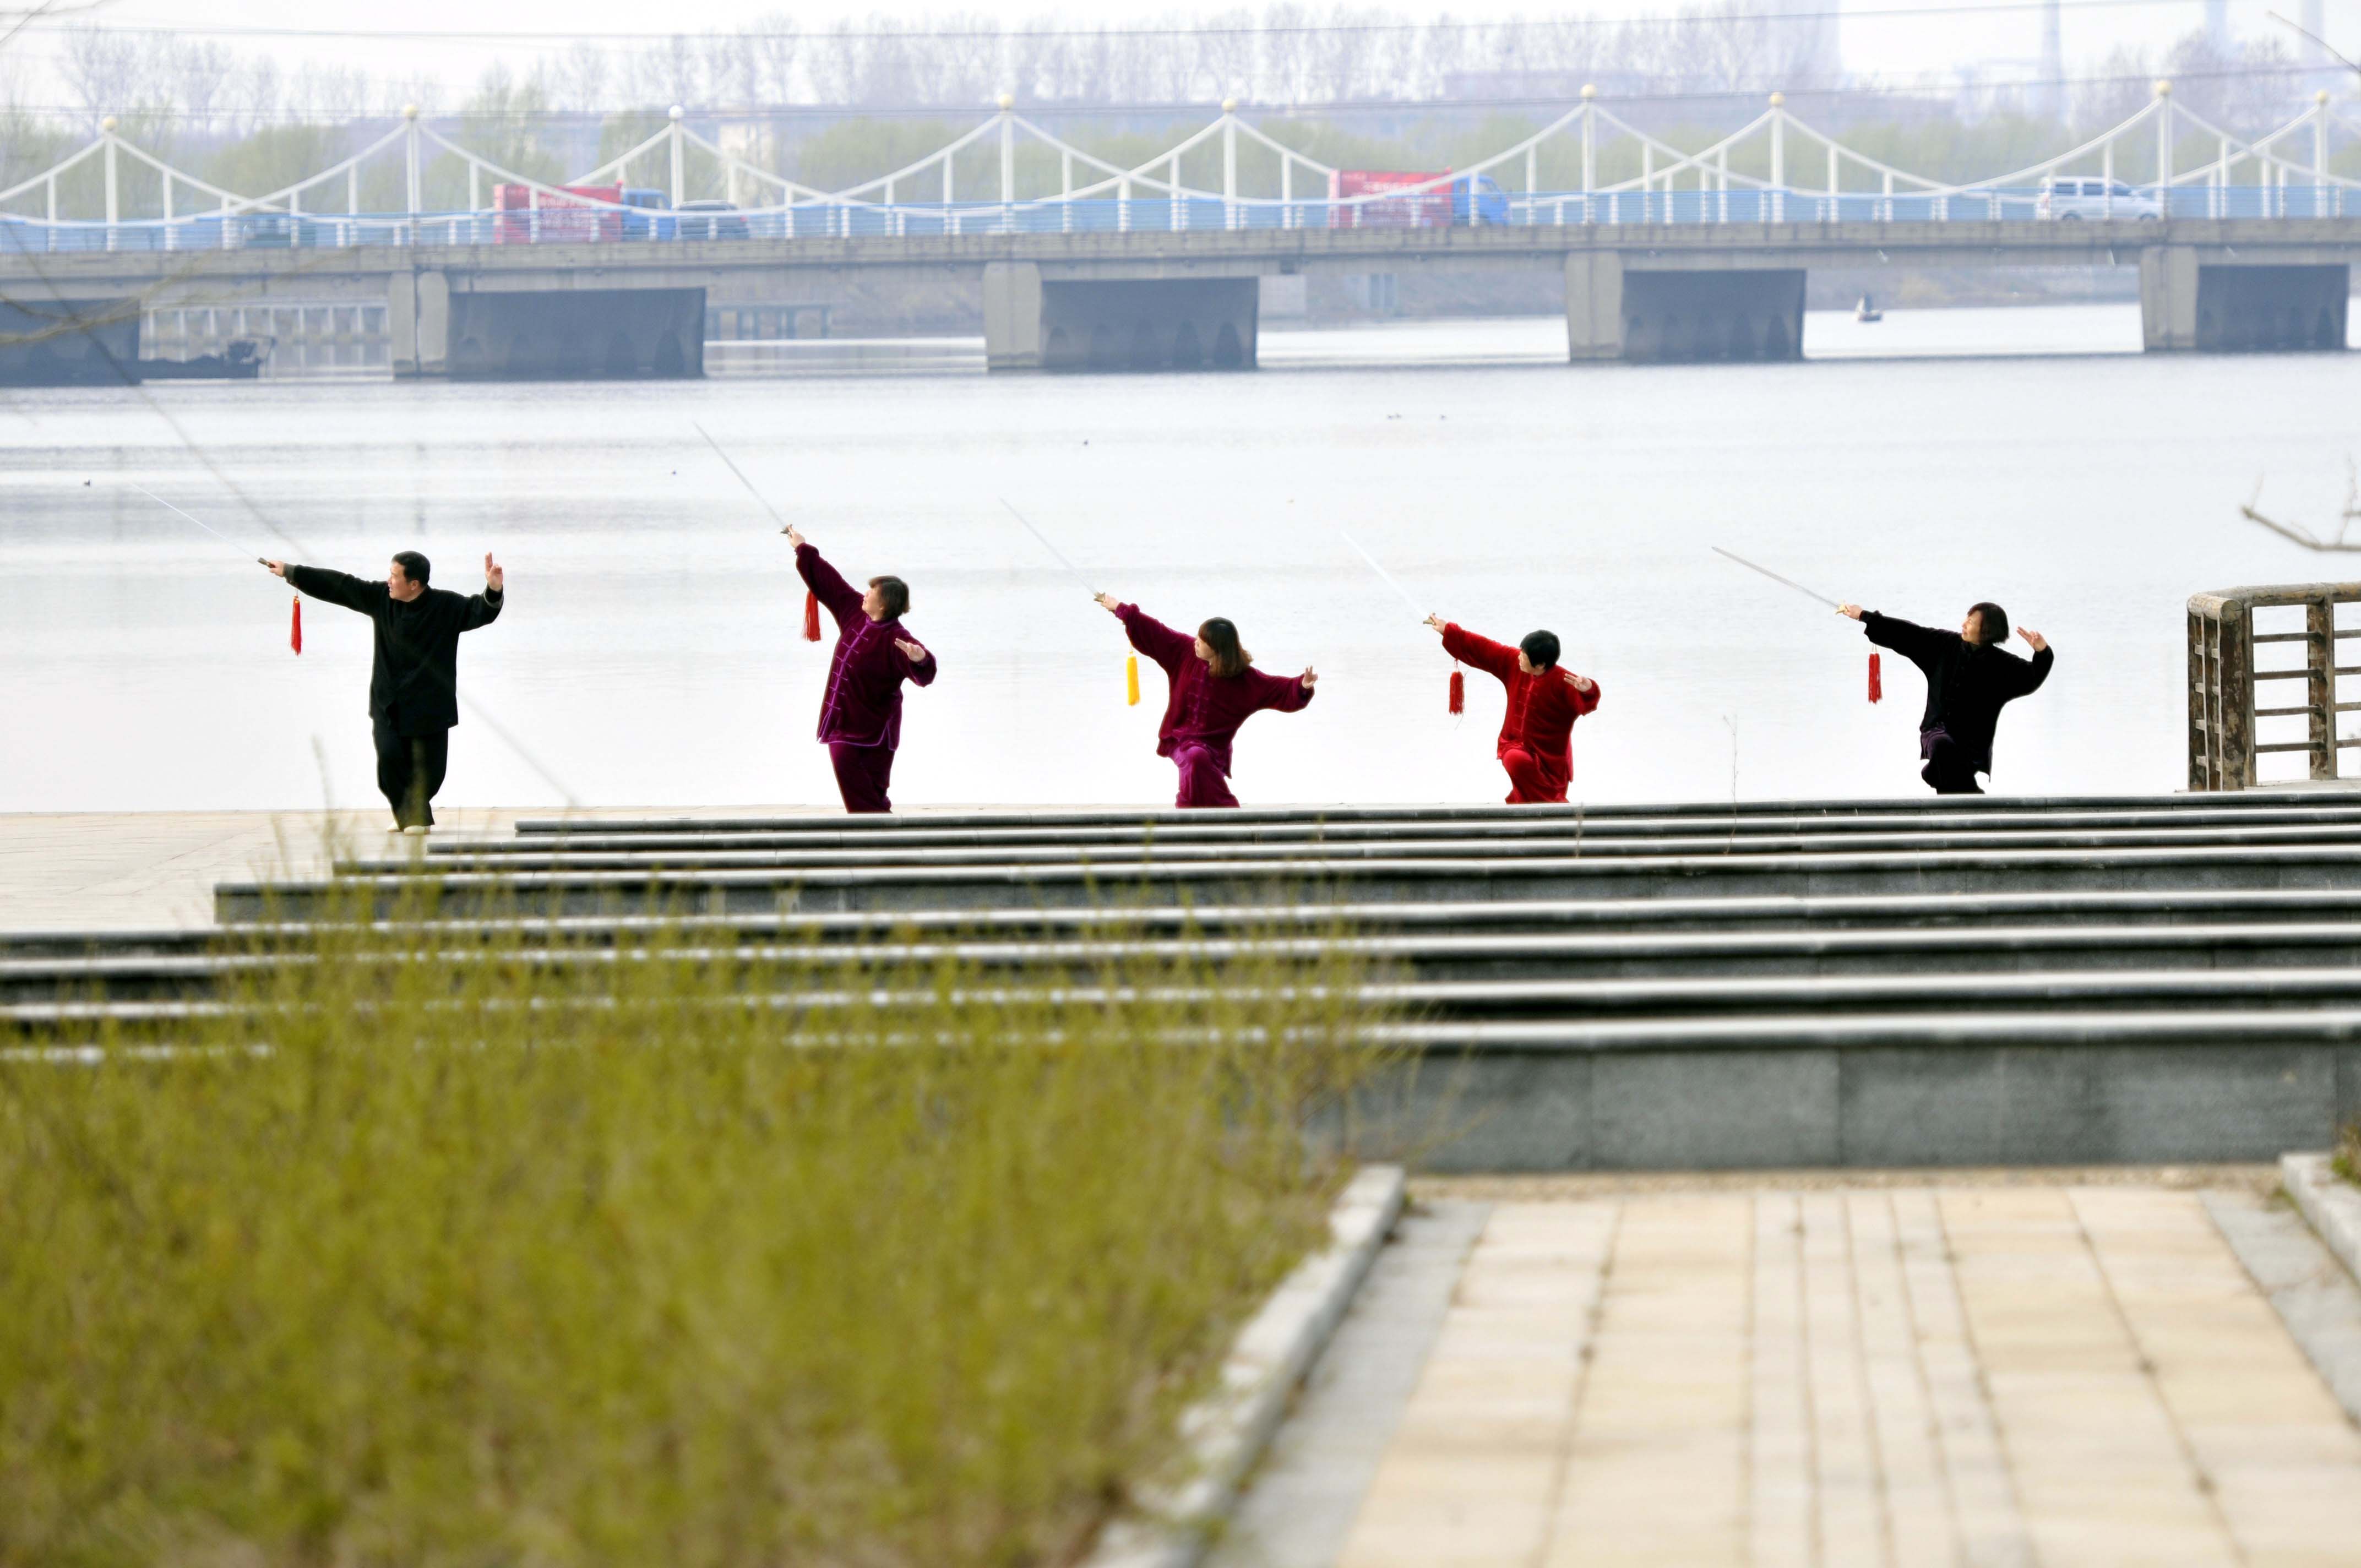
left=17, top=0, right=2352, bottom=109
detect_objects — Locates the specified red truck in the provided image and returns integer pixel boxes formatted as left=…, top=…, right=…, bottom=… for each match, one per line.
left=493, top=183, right=624, bottom=243
left=1327, top=170, right=1511, bottom=228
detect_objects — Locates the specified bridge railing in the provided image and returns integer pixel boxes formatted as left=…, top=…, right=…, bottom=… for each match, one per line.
left=3, top=86, right=2355, bottom=249
left=6, top=183, right=2354, bottom=254
left=2189, top=582, right=2361, bottom=791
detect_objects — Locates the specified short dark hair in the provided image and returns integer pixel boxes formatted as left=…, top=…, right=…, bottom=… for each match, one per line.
left=868, top=575, right=909, bottom=619
left=1519, top=630, right=1560, bottom=669
left=392, top=551, right=431, bottom=588
left=1968, top=602, right=2009, bottom=644
left=1197, top=617, right=1250, bottom=679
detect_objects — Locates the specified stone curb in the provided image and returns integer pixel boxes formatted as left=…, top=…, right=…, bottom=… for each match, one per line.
left=1084, top=1164, right=1406, bottom=1568
left=2282, top=1151, right=2361, bottom=1284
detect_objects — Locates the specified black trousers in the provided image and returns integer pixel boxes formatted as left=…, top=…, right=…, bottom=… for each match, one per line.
left=373, top=715, right=449, bottom=827
left=1919, top=729, right=1985, bottom=796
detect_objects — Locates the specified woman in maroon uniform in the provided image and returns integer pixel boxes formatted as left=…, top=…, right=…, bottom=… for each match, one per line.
left=1425, top=615, right=1600, bottom=804
left=1095, top=593, right=1316, bottom=808
left=788, top=525, right=937, bottom=813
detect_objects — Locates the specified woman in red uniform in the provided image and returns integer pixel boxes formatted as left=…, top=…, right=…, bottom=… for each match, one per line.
left=788, top=524, right=937, bottom=813
left=1095, top=593, right=1316, bottom=808
left=1426, top=615, right=1600, bottom=804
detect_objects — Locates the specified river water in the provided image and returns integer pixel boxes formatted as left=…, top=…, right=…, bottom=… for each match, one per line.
left=4, top=302, right=2356, bottom=814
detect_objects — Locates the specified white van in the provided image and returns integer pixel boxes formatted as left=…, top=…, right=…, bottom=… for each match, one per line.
left=2036, top=176, right=2162, bottom=220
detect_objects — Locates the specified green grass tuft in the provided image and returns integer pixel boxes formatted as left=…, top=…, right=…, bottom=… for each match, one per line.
left=0, top=874, right=1387, bottom=1567
left=2335, top=1119, right=2361, bottom=1188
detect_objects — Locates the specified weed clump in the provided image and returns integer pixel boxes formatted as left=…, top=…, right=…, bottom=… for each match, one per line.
left=0, top=877, right=1384, bottom=1567
left=2335, top=1119, right=2361, bottom=1187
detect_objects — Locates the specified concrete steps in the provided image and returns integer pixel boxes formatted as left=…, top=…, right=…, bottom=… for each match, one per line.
left=10, top=793, right=2360, bottom=1169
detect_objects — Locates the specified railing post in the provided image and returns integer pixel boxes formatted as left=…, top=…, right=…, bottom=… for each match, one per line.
left=1060, top=150, right=1073, bottom=233
left=162, top=172, right=174, bottom=252
left=669, top=105, right=686, bottom=209
left=1881, top=168, right=1892, bottom=221
left=1769, top=92, right=1785, bottom=222
left=348, top=164, right=358, bottom=219
left=404, top=104, right=422, bottom=237
left=1826, top=143, right=1837, bottom=221
left=1717, top=147, right=1728, bottom=222
left=2308, top=593, right=2335, bottom=779
left=999, top=92, right=1016, bottom=230
left=1171, top=153, right=1182, bottom=231
left=1581, top=83, right=1596, bottom=222
left=1221, top=97, right=1237, bottom=230
left=2103, top=140, right=2114, bottom=216
left=102, top=117, right=118, bottom=251
left=2316, top=90, right=2331, bottom=218
left=2154, top=80, right=2172, bottom=215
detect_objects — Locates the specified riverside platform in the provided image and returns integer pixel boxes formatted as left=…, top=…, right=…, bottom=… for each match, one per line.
left=8, top=791, right=2360, bottom=1173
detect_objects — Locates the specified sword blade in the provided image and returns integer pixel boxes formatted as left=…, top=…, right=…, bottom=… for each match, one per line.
left=692, top=422, right=791, bottom=532
left=1334, top=525, right=1426, bottom=618
left=1711, top=546, right=1840, bottom=610
left=999, top=499, right=1096, bottom=593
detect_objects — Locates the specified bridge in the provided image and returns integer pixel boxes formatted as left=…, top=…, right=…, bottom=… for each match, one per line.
left=3, top=84, right=2357, bottom=379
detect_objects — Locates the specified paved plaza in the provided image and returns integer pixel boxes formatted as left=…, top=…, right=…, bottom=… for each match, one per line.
left=1219, top=1174, right=2361, bottom=1568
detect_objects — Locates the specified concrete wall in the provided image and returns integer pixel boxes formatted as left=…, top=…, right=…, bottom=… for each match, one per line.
left=984, top=262, right=1259, bottom=372
left=2144, top=252, right=2349, bottom=352
left=1564, top=263, right=1805, bottom=363
left=391, top=272, right=704, bottom=379
left=1350, top=1041, right=2361, bottom=1172
left=0, top=298, right=143, bottom=386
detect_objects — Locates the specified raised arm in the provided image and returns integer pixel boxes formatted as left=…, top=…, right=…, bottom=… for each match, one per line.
left=2006, top=631, right=2055, bottom=698
left=459, top=552, right=505, bottom=631
left=793, top=541, right=867, bottom=630
left=892, top=633, right=938, bottom=688
left=1844, top=606, right=1945, bottom=669
left=1431, top=617, right=1520, bottom=685
left=275, top=563, right=383, bottom=615
left=1104, top=598, right=1194, bottom=678
left=1246, top=663, right=1317, bottom=715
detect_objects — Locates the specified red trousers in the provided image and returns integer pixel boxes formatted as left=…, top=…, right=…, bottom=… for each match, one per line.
left=1501, top=747, right=1567, bottom=805
left=1172, top=743, right=1240, bottom=809
left=829, top=741, right=896, bottom=814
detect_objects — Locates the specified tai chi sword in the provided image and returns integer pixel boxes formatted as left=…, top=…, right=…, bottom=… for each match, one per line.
left=1711, top=546, right=1841, bottom=611
left=692, top=422, right=792, bottom=532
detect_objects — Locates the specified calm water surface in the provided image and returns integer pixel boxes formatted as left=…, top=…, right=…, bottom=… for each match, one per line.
left=4, top=303, right=2355, bottom=813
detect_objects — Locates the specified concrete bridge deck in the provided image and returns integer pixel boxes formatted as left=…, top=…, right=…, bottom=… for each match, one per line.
left=6, top=216, right=2355, bottom=374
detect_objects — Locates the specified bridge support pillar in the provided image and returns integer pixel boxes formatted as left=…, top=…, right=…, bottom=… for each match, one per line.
left=0, top=297, right=143, bottom=385
left=2145, top=252, right=2347, bottom=352
left=389, top=269, right=449, bottom=377
left=1616, top=269, right=1806, bottom=365
left=1564, top=252, right=1624, bottom=361
left=982, top=262, right=1043, bottom=371
left=395, top=284, right=704, bottom=379
left=988, top=271, right=1259, bottom=372
left=2139, top=247, right=2200, bottom=351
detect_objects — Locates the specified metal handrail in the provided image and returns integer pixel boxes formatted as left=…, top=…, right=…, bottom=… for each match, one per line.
left=2188, top=581, right=2361, bottom=790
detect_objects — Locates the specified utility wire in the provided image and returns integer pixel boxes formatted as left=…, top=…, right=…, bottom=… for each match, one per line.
left=7, top=0, right=2288, bottom=42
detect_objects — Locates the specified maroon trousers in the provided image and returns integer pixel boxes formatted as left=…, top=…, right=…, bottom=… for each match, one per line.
left=830, top=741, right=897, bottom=814
left=1172, top=743, right=1240, bottom=809
left=1500, top=747, right=1567, bottom=805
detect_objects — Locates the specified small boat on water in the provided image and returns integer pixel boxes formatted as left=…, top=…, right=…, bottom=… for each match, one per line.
left=1854, top=295, right=1884, bottom=323
left=137, top=339, right=269, bottom=381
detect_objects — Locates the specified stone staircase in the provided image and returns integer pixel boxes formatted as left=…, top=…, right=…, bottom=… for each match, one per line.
left=9, top=792, right=2360, bottom=1170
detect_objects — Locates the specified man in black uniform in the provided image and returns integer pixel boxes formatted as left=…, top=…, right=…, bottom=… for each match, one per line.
left=1837, top=599, right=2052, bottom=795
left=264, top=550, right=505, bottom=833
